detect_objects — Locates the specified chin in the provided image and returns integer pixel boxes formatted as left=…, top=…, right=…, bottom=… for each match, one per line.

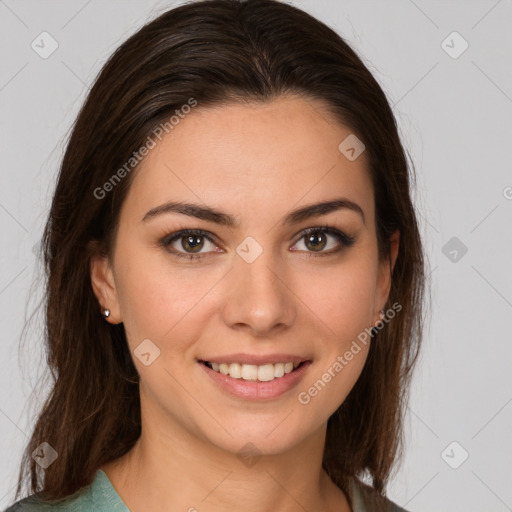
left=195, top=412, right=318, bottom=458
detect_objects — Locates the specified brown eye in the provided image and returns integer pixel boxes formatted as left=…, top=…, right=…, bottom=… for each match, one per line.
left=161, top=229, right=219, bottom=259
left=304, top=231, right=327, bottom=251
left=181, top=235, right=204, bottom=253
left=291, top=226, right=356, bottom=256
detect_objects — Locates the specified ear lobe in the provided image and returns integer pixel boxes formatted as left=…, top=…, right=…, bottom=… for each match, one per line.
left=89, top=246, right=122, bottom=323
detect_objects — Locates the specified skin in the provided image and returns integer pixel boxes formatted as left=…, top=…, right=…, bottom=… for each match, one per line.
left=91, top=94, right=399, bottom=512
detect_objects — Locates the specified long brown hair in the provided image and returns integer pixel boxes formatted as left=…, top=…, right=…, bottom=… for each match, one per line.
left=14, top=0, right=427, bottom=505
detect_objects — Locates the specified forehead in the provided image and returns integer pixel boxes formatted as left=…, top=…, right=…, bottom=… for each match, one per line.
left=122, top=95, right=374, bottom=226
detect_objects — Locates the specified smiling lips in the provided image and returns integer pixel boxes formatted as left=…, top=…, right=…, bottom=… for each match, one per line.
left=203, top=361, right=300, bottom=382
left=199, top=355, right=312, bottom=400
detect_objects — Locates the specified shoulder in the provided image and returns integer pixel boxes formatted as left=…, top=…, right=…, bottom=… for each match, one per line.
left=4, top=484, right=93, bottom=511
left=347, top=477, right=410, bottom=512
left=4, top=493, right=93, bottom=511
left=4, top=470, right=128, bottom=512
left=4, top=495, right=49, bottom=511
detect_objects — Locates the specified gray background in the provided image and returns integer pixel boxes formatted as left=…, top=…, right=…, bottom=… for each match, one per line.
left=1, top=1, right=511, bottom=510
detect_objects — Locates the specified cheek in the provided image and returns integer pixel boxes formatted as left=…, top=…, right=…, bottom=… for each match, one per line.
left=294, top=258, right=377, bottom=340
left=113, top=248, right=222, bottom=353
left=289, top=259, right=375, bottom=410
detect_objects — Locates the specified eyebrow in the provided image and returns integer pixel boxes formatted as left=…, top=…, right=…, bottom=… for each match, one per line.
left=141, top=197, right=365, bottom=226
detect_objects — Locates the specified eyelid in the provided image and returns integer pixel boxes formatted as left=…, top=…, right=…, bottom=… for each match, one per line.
left=159, top=224, right=355, bottom=259
left=159, top=228, right=220, bottom=258
left=293, top=225, right=354, bottom=245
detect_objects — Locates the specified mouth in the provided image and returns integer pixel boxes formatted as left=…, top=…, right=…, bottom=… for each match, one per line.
left=198, top=357, right=312, bottom=400
left=199, top=360, right=308, bottom=383
left=197, top=352, right=313, bottom=400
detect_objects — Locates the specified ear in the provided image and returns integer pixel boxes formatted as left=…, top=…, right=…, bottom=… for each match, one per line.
left=373, top=229, right=400, bottom=324
left=89, top=244, right=122, bottom=324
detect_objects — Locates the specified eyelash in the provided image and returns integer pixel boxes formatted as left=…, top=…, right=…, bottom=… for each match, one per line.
left=159, top=225, right=356, bottom=261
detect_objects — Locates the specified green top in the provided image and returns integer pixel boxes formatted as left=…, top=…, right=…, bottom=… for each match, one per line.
left=4, top=471, right=128, bottom=512
left=4, top=469, right=409, bottom=511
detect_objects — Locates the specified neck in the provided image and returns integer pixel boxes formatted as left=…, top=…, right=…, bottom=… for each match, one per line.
left=102, top=390, right=351, bottom=512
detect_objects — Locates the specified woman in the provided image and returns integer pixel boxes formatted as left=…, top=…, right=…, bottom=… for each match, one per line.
left=7, top=0, right=426, bottom=510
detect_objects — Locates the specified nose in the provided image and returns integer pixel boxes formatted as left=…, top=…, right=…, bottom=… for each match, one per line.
left=220, top=248, right=297, bottom=338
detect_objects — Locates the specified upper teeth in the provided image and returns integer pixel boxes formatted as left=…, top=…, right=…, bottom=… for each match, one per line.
left=208, top=362, right=299, bottom=381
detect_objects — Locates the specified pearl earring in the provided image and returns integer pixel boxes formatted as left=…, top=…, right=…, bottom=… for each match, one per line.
left=102, top=308, right=111, bottom=318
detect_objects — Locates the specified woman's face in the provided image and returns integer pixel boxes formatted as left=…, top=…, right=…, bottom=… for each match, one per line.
left=92, top=95, right=397, bottom=456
